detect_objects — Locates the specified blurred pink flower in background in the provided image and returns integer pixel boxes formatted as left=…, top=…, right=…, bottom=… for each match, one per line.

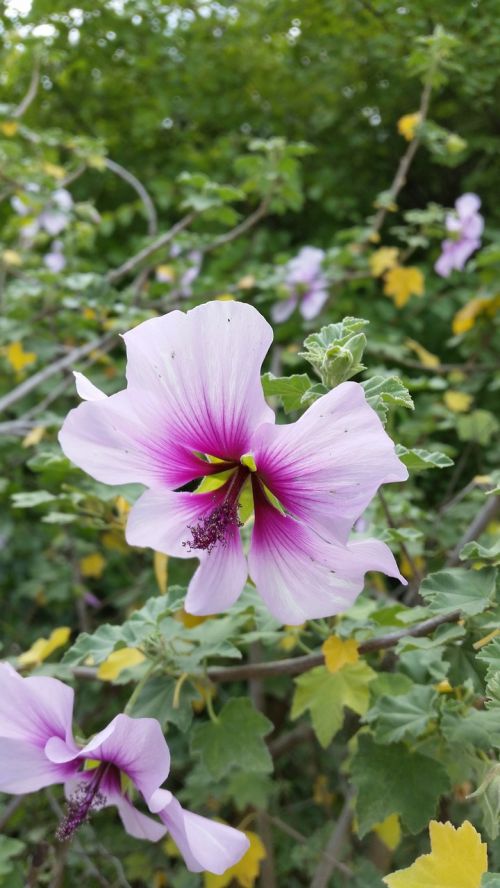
left=435, top=193, right=483, bottom=277
left=272, top=246, right=328, bottom=323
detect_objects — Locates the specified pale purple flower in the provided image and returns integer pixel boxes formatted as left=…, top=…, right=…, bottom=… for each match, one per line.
left=0, top=663, right=248, bottom=871
left=59, top=302, right=407, bottom=624
left=12, top=187, right=73, bottom=240
left=44, top=239, right=66, bottom=273
left=179, top=249, right=203, bottom=297
left=272, top=246, right=328, bottom=323
left=435, top=193, right=484, bottom=278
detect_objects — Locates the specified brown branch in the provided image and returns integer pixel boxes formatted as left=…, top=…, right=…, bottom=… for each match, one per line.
left=104, top=158, right=158, bottom=237
left=200, top=196, right=271, bottom=254
left=447, top=495, right=500, bottom=567
left=12, top=58, right=40, bottom=119
left=310, top=793, right=354, bottom=888
left=0, top=332, right=115, bottom=416
left=106, top=212, right=196, bottom=284
left=369, top=76, right=433, bottom=239
left=70, top=609, right=461, bottom=684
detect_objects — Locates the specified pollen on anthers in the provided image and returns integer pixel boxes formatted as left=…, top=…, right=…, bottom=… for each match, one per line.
left=183, top=500, right=243, bottom=554
left=56, top=765, right=107, bottom=841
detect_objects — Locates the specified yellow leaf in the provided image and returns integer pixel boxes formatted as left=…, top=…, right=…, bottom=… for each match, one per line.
left=0, top=121, right=18, bottom=137
left=42, top=161, right=66, bottom=179
left=237, top=275, right=255, bottom=290
left=473, top=628, right=500, bottom=650
left=114, top=495, right=130, bottom=519
left=444, top=391, right=473, bottom=413
left=313, top=774, right=335, bottom=809
left=83, top=307, right=97, bottom=320
left=369, top=247, right=399, bottom=277
left=322, top=636, right=359, bottom=673
left=397, top=112, right=421, bottom=141
left=204, top=831, right=265, bottom=888
left=400, top=553, right=425, bottom=580
left=279, top=624, right=305, bottom=653
left=452, top=296, right=500, bottom=335
left=156, top=264, right=176, bottom=283
left=102, top=530, right=128, bottom=553
left=383, top=820, right=488, bottom=888
left=154, top=551, right=169, bottom=594
left=383, top=266, right=424, bottom=308
left=405, top=338, right=440, bottom=368
left=435, top=679, right=453, bottom=694
left=216, top=294, right=235, bottom=301
left=18, top=626, right=71, bottom=668
left=80, top=552, right=106, bottom=579
left=374, top=814, right=402, bottom=852
left=5, top=341, right=36, bottom=375
left=2, top=249, right=22, bottom=267
left=87, top=154, right=107, bottom=171
left=97, top=647, right=146, bottom=681
left=22, top=426, right=45, bottom=448
left=174, top=608, right=209, bottom=629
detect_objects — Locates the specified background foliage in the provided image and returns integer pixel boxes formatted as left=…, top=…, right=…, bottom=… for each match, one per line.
left=0, top=1, right=499, bottom=886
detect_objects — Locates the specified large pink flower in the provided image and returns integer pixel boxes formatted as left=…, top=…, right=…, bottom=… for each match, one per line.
left=59, top=301, right=408, bottom=623
left=0, top=664, right=249, bottom=872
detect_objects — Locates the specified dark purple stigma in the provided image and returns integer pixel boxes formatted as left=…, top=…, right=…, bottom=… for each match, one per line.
left=183, top=501, right=243, bottom=554
left=56, top=765, right=107, bottom=842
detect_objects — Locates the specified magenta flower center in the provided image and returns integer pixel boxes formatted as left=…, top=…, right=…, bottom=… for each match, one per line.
left=183, top=464, right=250, bottom=553
left=56, top=762, right=109, bottom=841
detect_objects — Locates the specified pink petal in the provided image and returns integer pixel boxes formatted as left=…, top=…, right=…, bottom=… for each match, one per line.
left=184, top=523, right=248, bottom=615
left=271, top=296, right=297, bottom=323
left=0, top=663, right=75, bottom=747
left=59, top=387, right=210, bottom=488
left=126, top=486, right=236, bottom=558
left=456, top=192, right=481, bottom=218
left=0, top=737, right=77, bottom=793
left=122, top=301, right=274, bottom=460
left=114, top=794, right=167, bottom=842
left=78, top=714, right=170, bottom=806
left=249, top=490, right=404, bottom=623
left=300, top=287, right=328, bottom=320
left=73, top=371, right=107, bottom=401
left=251, top=381, right=408, bottom=545
left=158, top=794, right=250, bottom=874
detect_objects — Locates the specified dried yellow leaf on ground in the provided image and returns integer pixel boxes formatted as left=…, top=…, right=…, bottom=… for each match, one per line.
left=154, top=551, right=169, bottom=594
left=383, top=267, right=424, bottom=308
left=322, top=636, right=359, bottom=673
left=0, top=121, right=18, bottom=137
left=444, top=391, right=473, bottom=413
left=374, top=814, right=402, bottom=852
left=18, top=626, right=71, bottom=667
left=397, top=112, right=421, bottom=141
left=80, top=552, right=106, bottom=578
left=370, top=247, right=399, bottom=277
left=383, top=820, right=488, bottom=888
left=5, top=341, right=36, bottom=375
left=204, top=831, right=266, bottom=888
left=97, top=647, right=146, bottom=681
left=405, top=338, right=440, bottom=368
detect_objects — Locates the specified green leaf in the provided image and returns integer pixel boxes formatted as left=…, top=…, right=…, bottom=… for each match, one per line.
left=460, top=539, right=500, bottom=565
left=351, top=735, right=450, bottom=836
left=362, top=376, right=414, bottom=422
left=457, top=410, right=499, bottom=446
left=441, top=704, right=500, bottom=750
left=396, top=445, right=454, bottom=471
left=191, top=698, right=273, bottom=779
left=128, top=675, right=197, bottom=732
left=227, top=772, right=273, bottom=811
left=261, top=372, right=313, bottom=413
left=364, top=685, right=439, bottom=743
left=291, top=661, right=376, bottom=748
left=0, top=836, right=25, bottom=879
left=420, top=567, right=497, bottom=616
left=300, top=317, right=369, bottom=388
left=482, top=874, right=500, bottom=887
left=11, top=490, right=56, bottom=508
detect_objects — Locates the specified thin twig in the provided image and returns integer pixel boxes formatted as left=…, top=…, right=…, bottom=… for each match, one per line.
left=12, top=57, right=40, bottom=118
left=0, top=333, right=114, bottom=416
left=201, top=196, right=271, bottom=254
left=106, top=213, right=196, bottom=284
left=447, top=495, right=500, bottom=567
left=104, top=158, right=158, bottom=236
left=310, top=793, right=354, bottom=888
left=369, top=76, right=433, bottom=238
